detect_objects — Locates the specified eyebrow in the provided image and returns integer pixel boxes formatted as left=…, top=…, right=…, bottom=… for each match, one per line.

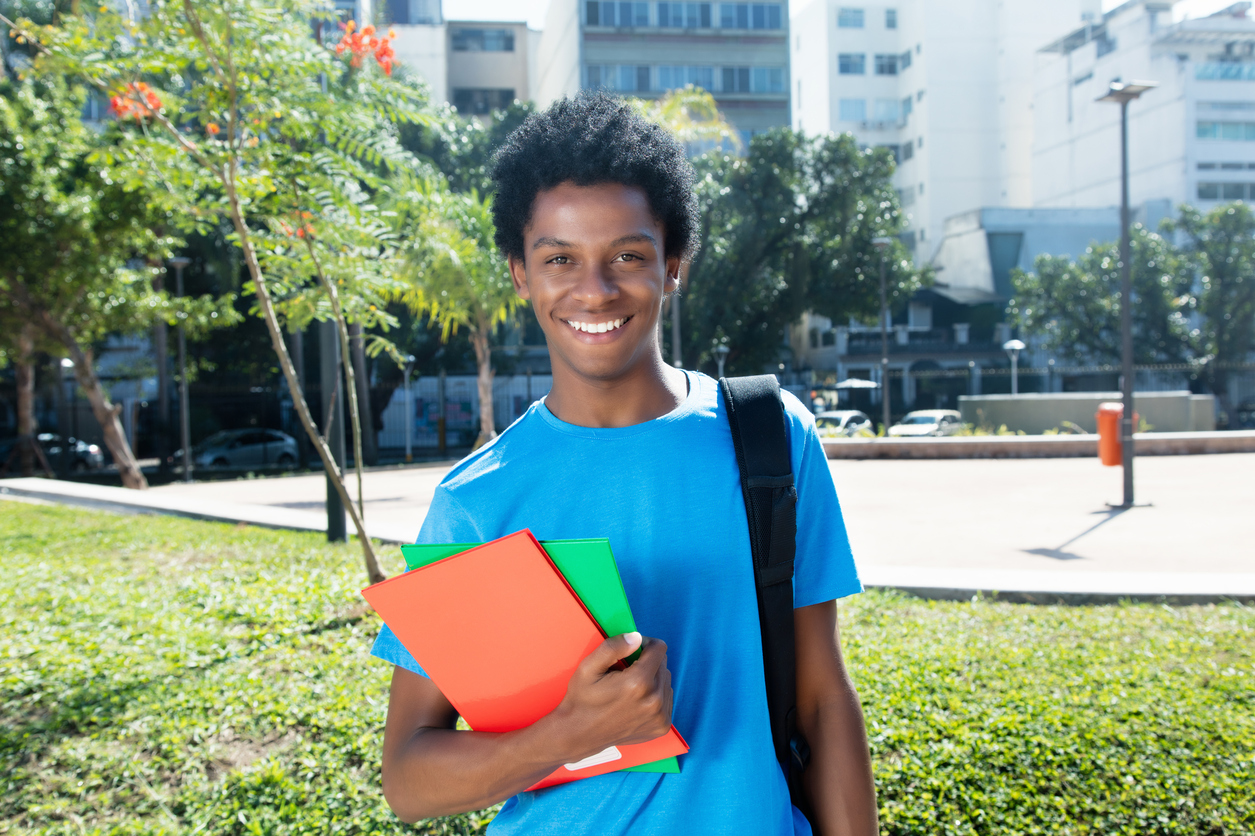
left=531, top=236, right=573, bottom=251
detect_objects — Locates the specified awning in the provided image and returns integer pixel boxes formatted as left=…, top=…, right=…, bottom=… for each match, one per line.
left=923, top=285, right=1005, bottom=306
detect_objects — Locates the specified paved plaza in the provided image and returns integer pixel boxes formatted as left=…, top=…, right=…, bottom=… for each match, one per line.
left=5, top=452, right=1253, bottom=599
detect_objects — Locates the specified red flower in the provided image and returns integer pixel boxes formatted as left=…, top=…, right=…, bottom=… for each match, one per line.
left=206, top=122, right=220, bottom=135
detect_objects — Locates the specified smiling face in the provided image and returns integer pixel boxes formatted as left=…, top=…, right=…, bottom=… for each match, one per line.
left=509, top=182, right=681, bottom=388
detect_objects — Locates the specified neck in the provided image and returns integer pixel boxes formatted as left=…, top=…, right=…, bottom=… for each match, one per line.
left=544, top=351, right=688, bottom=428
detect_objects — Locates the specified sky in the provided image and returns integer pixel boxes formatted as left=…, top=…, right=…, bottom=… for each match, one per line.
left=440, top=0, right=1246, bottom=30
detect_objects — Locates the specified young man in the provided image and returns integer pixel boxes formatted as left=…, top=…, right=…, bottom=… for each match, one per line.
left=371, top=93, right=877, bottom=836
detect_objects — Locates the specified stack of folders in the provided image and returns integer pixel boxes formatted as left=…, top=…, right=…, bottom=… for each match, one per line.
left=361, top=529, right=688, bottom=790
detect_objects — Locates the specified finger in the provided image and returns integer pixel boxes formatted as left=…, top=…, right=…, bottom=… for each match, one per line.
left=628, top=638, right=666, bottom=683
left=578, top=631, right=642, bottom=677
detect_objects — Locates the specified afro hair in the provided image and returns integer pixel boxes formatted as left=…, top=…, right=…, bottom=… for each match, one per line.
left=489, top=91, right=700, bottom=263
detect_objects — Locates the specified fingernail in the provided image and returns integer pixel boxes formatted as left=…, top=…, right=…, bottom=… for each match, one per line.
left=623, top=631, right=642, bottom=650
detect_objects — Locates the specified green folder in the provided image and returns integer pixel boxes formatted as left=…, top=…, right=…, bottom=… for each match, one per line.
left=399, top=538, right=680, bottom=775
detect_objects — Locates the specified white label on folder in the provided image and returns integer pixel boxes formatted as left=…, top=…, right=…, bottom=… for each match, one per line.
left=564, top=746, right=623, bottom=771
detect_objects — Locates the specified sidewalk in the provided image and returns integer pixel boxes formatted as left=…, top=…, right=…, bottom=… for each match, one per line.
left=4, top=452, right=1253, bottom=602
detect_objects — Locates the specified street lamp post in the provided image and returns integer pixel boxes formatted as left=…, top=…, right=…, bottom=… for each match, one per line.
left=872, top=237, right=894, bottom=433
left=168, top=257, right=193, bottom=483
left=60, top=358, right=77, bottom=441
left=403, top=355, right=416, bottom=464
left=714, top=344, right=730, bottom=379
left=1003, top=339, right=1026, bottom=395
left=1098, top=80, right=1157, bottom=508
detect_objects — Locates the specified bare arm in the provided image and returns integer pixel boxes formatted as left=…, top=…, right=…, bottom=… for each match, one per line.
left=794, top=600, right=878, bottom=836
left=381, top=632, right=673, bottom=823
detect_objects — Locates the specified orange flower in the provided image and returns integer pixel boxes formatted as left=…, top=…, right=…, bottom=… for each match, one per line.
left=344, top=19, right=356, bottom=32
left=387, top=27, right=397, bottom=38
left=206, top=122, right=220, bottom=135
left=361, top=24, right=375, bottom=35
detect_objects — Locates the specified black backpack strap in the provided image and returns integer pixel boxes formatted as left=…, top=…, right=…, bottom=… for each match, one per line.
left=720, top=375, right=809, bottom=815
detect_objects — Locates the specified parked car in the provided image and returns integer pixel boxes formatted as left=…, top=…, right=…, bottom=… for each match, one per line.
left=171, top=429, right=299, bottom=470
left=0, top=433, right=105, bottom=474
left=815, top=410, right=873, bottom=437
left=888, top=409, right=964, bottom=438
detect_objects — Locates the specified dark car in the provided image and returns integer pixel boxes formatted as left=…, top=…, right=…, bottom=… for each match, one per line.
left=0, top=433, right=105, bottom=474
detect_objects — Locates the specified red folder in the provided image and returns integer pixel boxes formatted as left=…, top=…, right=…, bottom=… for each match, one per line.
left=361, top=529, right=688, bottom=789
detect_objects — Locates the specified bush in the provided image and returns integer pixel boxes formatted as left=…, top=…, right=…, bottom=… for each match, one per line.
left=1, top=504, right=1251, bottom=834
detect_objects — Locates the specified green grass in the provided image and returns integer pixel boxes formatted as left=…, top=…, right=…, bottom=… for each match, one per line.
left=1, top=502, right=1252, bottom=835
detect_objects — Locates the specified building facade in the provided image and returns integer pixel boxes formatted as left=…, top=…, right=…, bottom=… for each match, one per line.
left=790, top=0, right=1098, bottom=260
left=1034, top=1, right=1255, bottom=214
left=535, top=0, right=793, bottom=143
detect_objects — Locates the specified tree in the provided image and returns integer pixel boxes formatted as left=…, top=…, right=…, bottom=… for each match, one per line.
left=388, top=178, right=523, bottom=447
left=1166, top=202, right=1255, bottom=423
left=13, top=0, right=432, bottom=583
left=0, top=76, right=236, bottom=488
left=628, top=84, right=741, bottom=153
left=683, top=128, right=918, bottom=375
left=1007, top=225, right=1194, bottom=366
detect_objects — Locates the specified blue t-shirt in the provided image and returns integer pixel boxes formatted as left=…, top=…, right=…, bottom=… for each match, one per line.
left=371, top=371, right=861, bottom=835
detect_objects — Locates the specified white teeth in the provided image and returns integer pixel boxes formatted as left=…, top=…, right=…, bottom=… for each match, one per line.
left=568, top=318, right=626, bottom=334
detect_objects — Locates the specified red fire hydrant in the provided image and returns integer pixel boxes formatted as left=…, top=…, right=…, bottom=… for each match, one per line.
left=1096, top=402, right=1137, bottom=466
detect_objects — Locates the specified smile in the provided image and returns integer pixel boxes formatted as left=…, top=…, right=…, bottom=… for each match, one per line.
left=564, top=316, right=630, bottom=334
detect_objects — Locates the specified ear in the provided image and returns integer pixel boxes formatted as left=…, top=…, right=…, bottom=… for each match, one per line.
left=664, top=255, right=683, bottom=294
left=508, top=254, right=531, bottom=300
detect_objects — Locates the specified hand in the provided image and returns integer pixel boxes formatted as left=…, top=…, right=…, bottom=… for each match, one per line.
left=549, top=631, right=674, bottom=762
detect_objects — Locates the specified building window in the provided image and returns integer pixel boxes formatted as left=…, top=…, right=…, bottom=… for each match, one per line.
left=751, top=66, right=785, bottom=93
left=899, top=49, right=911, bottom=70
left=657, top=2, right=712, bottom=27
left=1197, top=183, right=1221, bottom=199
left=587, top=1, right=649, bottom=26
left=585, top=64, right=650, bottom=91
left=1095, top=35, right=1117, bottom=57
left=901, top=95, right=913, bottom=119
left=722, top=66, right=751, bottom=92
left=838, top=53, right=866, bottom=75
left=874, top=53, right=898, bottom=75
left=873, top=98, right=900, bottom=122
left=885, top=8, right=897, bottom=28
left=837, top=7, right=864, bottom=28
left=450, top=27, right=515, bottom=51
left=658, top=64, right=715, bottom=90
left=900, top=139, right=913, bottom=160
left=718, top=3, right=781, bottom=29
left=1197, top=121, right=1255, bottom=140
left=838, top=98, right=866, bottom=121
left=1198, top=182, right=1251, bottom=200
left=452, top=88, right=516, bottom=115
left=1196, top=63, right=1255, bottom=81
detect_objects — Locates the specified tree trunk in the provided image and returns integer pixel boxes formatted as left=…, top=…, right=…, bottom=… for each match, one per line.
left=9, top=282, right=149, bottom=489
left=220, top=177, right=385, bottom=584
left=15, top=325, right=35, bottom=477
left=471, top=325, right=496, bottom=449
left=348, top=322, right=378, bottom=466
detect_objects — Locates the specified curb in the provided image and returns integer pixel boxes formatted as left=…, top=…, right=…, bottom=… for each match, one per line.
left=859, top=565, right=1255, bottom=605
left=824, top=430, right=1255, bottom=459
left=0, top=478, right=415, bottom=544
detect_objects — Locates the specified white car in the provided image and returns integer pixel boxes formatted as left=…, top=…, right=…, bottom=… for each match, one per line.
left=888, top=410, right=964, bottom=438
left=814, top=410, right=873, bottom=437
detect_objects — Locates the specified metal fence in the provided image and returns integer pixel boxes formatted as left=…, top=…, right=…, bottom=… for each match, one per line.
left=374, top=374, right=554, bottom=451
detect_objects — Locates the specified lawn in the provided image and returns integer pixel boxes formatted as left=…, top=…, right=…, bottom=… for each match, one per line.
left=1, top=501, right=1251, bottom=835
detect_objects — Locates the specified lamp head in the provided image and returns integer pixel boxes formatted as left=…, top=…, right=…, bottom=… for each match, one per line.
left=1097, top=80, right=1157, bottom=104
left=167, top=256, right=191, bottom=269
left=871, top=236, right=894, bottom=251
left=713, top=344, right=730, bottom=358
left=1003, top=339, right=1026, bottom=352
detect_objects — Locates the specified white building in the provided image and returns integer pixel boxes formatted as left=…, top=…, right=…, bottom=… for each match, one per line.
left=1034, top=0, right=1255, bottom=214
left=790, top=0, right=1099, bottom=260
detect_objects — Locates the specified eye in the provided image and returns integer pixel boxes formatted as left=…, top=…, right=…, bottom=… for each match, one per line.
left=547, top=255, right=570, bottom=265
left=615, top=252, right=642, bottom=262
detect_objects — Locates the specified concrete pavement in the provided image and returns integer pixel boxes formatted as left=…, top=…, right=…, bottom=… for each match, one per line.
left=4, top=452, right=1253, bottom=602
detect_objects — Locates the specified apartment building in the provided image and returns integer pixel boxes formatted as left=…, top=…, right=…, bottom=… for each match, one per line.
left=790, top=0, right=1097, bottom=260
left=1034, top=0, right=1255, bottom=215
left=388, top=2, right=538, bottom=114
left=535, top=0, right=793, bottom=143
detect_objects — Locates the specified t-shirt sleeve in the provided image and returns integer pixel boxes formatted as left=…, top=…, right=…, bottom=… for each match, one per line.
left=782, top=391, right=863, bottom=607
left=368, top=483, right=484, bottom=676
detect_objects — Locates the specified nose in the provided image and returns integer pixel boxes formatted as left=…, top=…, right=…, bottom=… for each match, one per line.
left=570, top=262, right=620, bottom=309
